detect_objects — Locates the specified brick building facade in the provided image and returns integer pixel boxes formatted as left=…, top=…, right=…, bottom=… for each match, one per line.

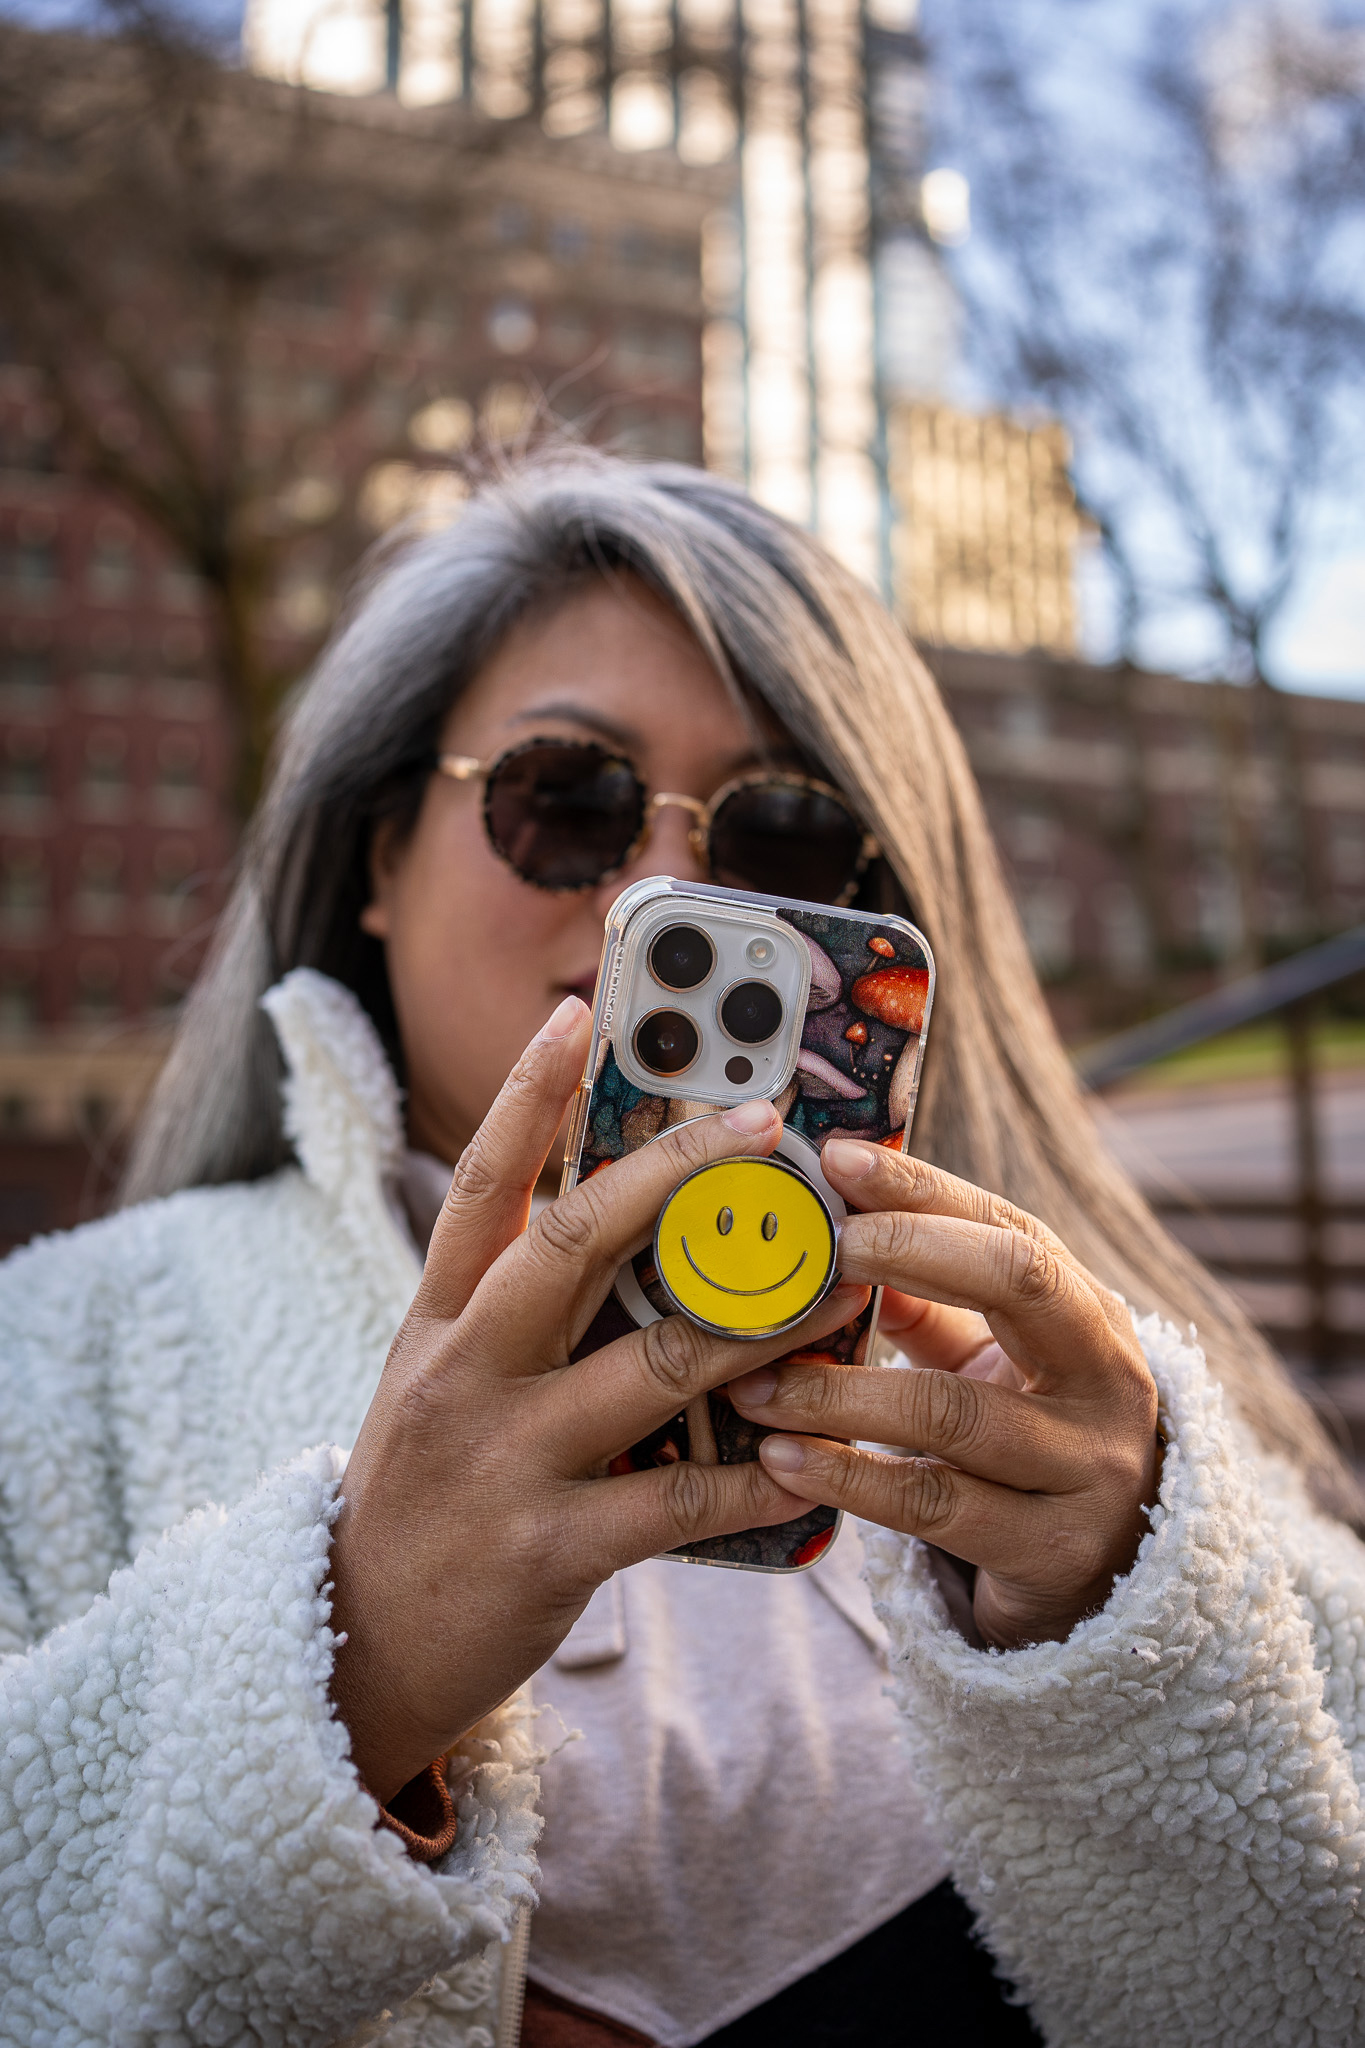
left=0, top=65, right=720, bottom=1244
left=924, top=647, right=1365, bottom=1040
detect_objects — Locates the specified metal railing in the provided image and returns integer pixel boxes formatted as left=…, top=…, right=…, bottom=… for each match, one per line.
left=1078, top=925, right=1365, bottom=1375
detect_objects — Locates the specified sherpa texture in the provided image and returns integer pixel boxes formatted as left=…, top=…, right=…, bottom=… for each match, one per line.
left=0, top=971, right=539, bottom=2047
left=864, top=1314, right=1365, bottom=2047
left=5, top=965, right=1365, bottom=2046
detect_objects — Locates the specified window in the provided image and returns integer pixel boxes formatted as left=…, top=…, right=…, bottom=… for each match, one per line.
left=0, top=735, right=50, bottom=811
left=88, top=536, right=135, bottom=602
left=615, top=227, right=655, bottom=269
left=79, top=660, right=135, bottom=713
left=486, top=299, right=537, bottom=354
left=2, top=541, right=58, bottom=599
left=0, top=652, right=55, bottom=715
left=81, top=731, right=130, bottom=817
left=545, top=309, right=593, bottom=359
left=613, top=323, right=697, bottom=383
left=72, top=840, right=126, bottom=932
left=152, top=732, right=203, bottom=821
left=549, top=216, right=590, bottom=265
left=158, top=561, right=202, bottom=611
left=0, top=421, right=56, bottom=472
left=0, top=849, right=49, bottom=936
left=1019, top=879, right=1076, bottom=979
left=0, top=970, right=37, bottom=1039
left=493, top=201, right=533, bottom=245
left=147, top=840, right=198, bottom=934
left=1000, top=695, right=1049, bottom=743
left=293, top=371, right=339, bottom=424
left=72, top=950, right=121, bottom=1024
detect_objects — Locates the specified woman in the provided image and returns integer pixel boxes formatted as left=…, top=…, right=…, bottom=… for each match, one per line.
left=2, top=450, right=1362, bottom=2048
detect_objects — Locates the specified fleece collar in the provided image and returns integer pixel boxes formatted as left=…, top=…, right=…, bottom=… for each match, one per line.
left=260, top=968, right=420, bottom=1293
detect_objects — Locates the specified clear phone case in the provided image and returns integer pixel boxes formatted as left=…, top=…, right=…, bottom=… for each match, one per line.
left=561, top=877, right=935, bottom=1572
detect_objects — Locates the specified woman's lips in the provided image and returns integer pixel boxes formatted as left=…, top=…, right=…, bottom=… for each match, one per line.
left=561, top=974, right=598, bottom=1007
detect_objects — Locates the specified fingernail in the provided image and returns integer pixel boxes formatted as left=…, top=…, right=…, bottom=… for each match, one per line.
left=823, top=1138, right=876, bottom=1181
left=759, top=1435, right=807, bottom=1474
left=731, top=1367, right=778, bottom=1407
left=723, top=1098, right=776, bottom=1134
left=538, top=995, right=586, bottom=1041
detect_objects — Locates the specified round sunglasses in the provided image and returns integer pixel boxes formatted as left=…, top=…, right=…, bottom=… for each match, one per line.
left=436, top=736, right=879, bottom=905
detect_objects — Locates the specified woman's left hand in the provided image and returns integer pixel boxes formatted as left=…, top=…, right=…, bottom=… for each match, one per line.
left=728, top=1139, right=1161, bottom=1651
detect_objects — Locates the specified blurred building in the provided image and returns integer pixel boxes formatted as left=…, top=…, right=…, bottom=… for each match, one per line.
left=925, top=647, right=1365, bottom=1040
left=0, top=59, right=718, bottom=1248
left=246, top=0, right=954, bottom=590
left=890, top=404, right=1083, bottom=656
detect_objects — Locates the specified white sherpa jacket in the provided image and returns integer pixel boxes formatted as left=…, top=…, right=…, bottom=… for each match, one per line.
left=2, top=969, right=1364, bottom=2048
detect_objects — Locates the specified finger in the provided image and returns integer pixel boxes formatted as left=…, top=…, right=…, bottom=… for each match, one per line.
left=729, top=1358, right=1078, bottom=1492
left=837, top=1208, right=1145, bottom=1398
left=823, top=1141, right=1134, bottom=1345
left=418, top=996, right=591, bottom=1321
left=875, top=1288, right=994, bottom=1371
left=454, top=1097, right=784, bottom=1371
left=541, top=1281, right=869, bottom=1470
left=755, top=1435, right=1109, bottom=1591
left=577, top=1445, right=820, bottom=1579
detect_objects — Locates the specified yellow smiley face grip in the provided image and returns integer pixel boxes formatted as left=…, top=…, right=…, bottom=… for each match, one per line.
left=652, top=1156, right=839, bottom=1339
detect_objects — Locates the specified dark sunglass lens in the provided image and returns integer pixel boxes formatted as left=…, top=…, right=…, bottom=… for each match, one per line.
left=485, top=743, right=644, bottom=889
left=709, top=783, right=864, bottom=903
left=649, top=924, right=715, bottom=991
left=720, top=979, right=784, bottom=1045
left=634, top=1009, right=700, bottom=1076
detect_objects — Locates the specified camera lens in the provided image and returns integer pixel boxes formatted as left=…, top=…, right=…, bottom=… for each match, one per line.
left=649, top=924, right=715, bottom=991
left=720, top=980, right=784, bottom=1046
left=634, top=1009, right=700, bottom=1076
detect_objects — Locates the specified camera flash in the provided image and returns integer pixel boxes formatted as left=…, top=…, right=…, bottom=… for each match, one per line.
left=745, top=936, right=777, bottom=968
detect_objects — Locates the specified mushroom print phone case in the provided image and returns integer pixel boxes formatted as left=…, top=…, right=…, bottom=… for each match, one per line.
left=560, top=877, right=935, bottom=1573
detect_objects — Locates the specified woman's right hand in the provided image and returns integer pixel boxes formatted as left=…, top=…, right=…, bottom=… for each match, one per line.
left=328, top=996, right=862, bottom=1805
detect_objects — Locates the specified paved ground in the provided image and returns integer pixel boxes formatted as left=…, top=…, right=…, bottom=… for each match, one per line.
left=1093, top=1071, right=1365, bottom=1200
left=1092, top=1069, right=1365, bottom=1379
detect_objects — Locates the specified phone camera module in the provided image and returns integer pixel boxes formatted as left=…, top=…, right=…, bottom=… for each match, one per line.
left=720, top=980, right=784, bottom=1046
left=634, top=1009, right=701, bottom=1076
left=649, top=925, right=715, bottom=991
left=744, top=935, right=777, bottom=968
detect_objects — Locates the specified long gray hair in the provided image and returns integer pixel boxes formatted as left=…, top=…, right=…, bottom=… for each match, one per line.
left=125, top=445, right=1355, bottom=1514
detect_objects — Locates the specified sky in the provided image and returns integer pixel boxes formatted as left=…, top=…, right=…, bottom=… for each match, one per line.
left=921, top=0, right=1365, bottom=697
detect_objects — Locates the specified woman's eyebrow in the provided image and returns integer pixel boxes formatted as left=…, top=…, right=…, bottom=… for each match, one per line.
left=508, top=702, right=642, bottom=750
left=507, top=700, right=795, bottom=777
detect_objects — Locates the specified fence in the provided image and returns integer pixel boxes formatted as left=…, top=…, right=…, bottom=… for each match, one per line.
left=1079, top=925, right=1365, bottom=1393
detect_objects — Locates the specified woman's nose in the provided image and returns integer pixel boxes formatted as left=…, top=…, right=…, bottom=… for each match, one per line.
left=595, top=798, right=707, bottom=917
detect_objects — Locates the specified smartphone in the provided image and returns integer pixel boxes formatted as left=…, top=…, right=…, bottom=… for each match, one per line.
left=560, top=877, right=935, bottom=1572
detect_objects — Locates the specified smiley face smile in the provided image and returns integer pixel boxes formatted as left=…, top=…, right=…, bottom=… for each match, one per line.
left=653, top=1155, right=838, bottom=1337
left=680, top=1240, right=808, bottom=1296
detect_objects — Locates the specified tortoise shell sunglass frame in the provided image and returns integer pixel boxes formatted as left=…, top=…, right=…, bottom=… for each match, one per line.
left=436, top=735, right=880, bottom=906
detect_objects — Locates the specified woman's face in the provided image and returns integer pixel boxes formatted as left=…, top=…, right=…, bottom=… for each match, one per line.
left=361, top=574, right=777, bottom=1166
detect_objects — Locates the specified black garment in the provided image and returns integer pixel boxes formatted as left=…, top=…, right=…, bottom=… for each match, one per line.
left=697, top=1881, right=1044, bottom=2047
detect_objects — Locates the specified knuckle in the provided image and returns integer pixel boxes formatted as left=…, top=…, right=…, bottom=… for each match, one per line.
left=664, top=1113, right=722, bottom=1176
left=658, top=1456, right=717, bottom=1538
left=446, top=1136, right=501, bottom=1211
left=639, top=1313, right=707, bottom=1398
left=900, top=1457, right=958, bottom=1535
left=532, top=1189, right=600, bottom=1262
left=785, top=1363, right=843, bottom=1427
left=859, top=1207, right=919, bottom=1270
left=1006, top=1231, right=1066, bottom=1307
left=916, top=1369, right=990, bottom=1461
left=890, top=1152, right=938, bottom=1205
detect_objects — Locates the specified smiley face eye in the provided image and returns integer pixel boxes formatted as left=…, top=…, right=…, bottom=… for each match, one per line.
left=717, top=1207, right=733, bottom=1235
left=762, top=1212, right=778, bottom=1240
